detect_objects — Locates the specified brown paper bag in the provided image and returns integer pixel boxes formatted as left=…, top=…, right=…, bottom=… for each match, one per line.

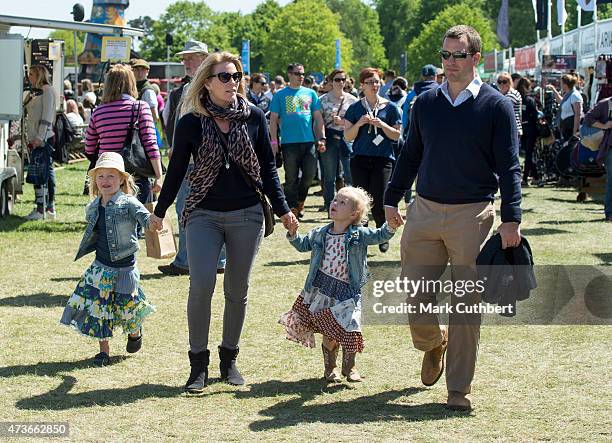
left=144, top=203, right=177, bottom=259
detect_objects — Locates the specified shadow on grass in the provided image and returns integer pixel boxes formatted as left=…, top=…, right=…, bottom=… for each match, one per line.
left=50, top=276, right=80, bottom=282
left=265, top=259, right=311, bottom=266
left=0, top=218, right=86, bottom=233
left=233, top=380, right=467, bottom=430
left=140, top=272, right=173, bottom=281
left=520, top=227, right=570, bottom=236
left=538, top=219, right=603, bottom=225
left=0, top=292, right=68, bottom=308
left=16, top=375, right=182, bottom=410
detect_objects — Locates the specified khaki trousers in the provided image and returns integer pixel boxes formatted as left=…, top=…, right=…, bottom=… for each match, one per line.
left=400, top=196, right=495, bottom=394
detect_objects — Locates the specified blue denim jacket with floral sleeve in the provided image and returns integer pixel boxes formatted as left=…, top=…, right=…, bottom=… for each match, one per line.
left=75, top=191, right=151, bottom=262
left=288, top=222, right=395, bottom=292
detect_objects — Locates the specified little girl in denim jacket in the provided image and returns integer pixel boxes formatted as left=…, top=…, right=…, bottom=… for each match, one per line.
left=60, top=152, right=155, bottom=366
left=279, top=186, right=395, bottom=382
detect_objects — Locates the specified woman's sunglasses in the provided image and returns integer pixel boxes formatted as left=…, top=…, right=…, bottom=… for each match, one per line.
left=497, top=79, right=509, bottom=85
left=439, top=50, right=474, bottom=60
left=208, top=72, right=243, bottom=83
left=333, top=77, right=347, bottom=83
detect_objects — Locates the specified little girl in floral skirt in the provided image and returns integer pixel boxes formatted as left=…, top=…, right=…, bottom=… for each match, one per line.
left=280, top=186, right=395, bottom=382
left=60, top=152, right=155, bottom=366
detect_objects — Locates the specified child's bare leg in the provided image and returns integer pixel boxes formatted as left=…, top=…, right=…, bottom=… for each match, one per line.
left=99, top=339, right=110, bottom=355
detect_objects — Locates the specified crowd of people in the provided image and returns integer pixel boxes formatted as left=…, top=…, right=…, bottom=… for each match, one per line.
left=13, top=23, right=611, bottom=412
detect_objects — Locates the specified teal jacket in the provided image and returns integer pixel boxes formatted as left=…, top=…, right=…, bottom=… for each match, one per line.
left=288, top=222, right=395, bottom=292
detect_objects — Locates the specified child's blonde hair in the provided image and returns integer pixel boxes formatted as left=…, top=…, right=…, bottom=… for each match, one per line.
left=337, top=186, right=372, bottom=225
left=88, top=170, right=139, bottom=199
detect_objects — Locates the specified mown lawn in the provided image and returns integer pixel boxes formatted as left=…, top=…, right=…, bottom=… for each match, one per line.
left=0, top=161, right=610, bottom=441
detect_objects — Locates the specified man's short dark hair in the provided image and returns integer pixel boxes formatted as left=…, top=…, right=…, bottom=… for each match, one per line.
left=511, top=73, right=521, bottom=82
left=384, top=70, right=396, bottom=79
left=287, top=63, right=304, bottom=73
left=443, top=25, right=482, bottom=54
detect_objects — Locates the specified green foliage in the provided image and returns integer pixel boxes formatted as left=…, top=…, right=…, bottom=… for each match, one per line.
left=138, top=1, right=234, bottom=61
left=48, top=30, right=85, bottom=66
left=406, top=2, right=498, bottom=79
left=326, top=0, right=387, bottom=75
left=263, top=0, right=354, bottom=77
left=374, top=0, right=421, bottom=70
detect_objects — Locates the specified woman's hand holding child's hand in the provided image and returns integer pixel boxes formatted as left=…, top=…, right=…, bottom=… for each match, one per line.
left=149, top=214, right=164, bottom=231
left=280, top=211, right=299, bottom=236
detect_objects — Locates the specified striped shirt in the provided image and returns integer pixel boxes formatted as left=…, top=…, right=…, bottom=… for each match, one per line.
left=85, top=97, right=160, bottom=159
left=506, top=88, right=523, bottom=135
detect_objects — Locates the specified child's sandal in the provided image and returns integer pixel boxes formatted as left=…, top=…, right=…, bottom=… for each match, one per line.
left=126, top=329, right=142, bottom=353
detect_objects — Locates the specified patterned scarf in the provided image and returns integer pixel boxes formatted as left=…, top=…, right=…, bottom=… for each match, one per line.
left=182, top=94, right=261, bottom=225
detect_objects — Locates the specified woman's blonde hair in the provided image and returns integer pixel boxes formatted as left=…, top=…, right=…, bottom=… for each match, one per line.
left=101, top=64, right=138, bottom=104
left=88, top=168, right=139, bottom=198
left=181, top=52, right=247, bottom=117
left=337, top=186, right=372, bottom=225
left=29, top=65, right=51, bottom=88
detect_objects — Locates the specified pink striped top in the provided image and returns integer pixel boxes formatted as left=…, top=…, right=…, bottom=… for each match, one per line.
left=85, top=98, right=160, bottom=159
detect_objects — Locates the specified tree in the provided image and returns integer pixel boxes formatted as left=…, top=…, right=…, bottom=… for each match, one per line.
left=326, top=0, right=387, bottom=74
left=263, top=0, right=354, bottom=77
left=138, top=1, right=234, bottom=61
left=406, top=2, right=498, bottom=79
left=374, top=0, right=421, bottom=70
left=48, top=30, right=85, bottom=66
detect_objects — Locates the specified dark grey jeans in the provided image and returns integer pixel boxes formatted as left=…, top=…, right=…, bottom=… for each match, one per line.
left=186, top=204, right=264, bottom=353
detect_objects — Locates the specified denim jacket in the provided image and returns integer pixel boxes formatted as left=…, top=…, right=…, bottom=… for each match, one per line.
left=75, top=191, right=151, bottom=262
left=288, top=222, right=395, bottom=292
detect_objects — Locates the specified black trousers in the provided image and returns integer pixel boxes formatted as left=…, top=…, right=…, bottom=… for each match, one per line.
left=521, top=130, right=539, bottom=181
left=350, top=155, right=394, bottom=227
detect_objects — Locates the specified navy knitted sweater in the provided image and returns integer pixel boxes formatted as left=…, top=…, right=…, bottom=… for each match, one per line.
left=384, top=83, right=522, bottom=223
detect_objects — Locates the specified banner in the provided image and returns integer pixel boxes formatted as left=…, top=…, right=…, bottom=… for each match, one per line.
left=335, top=39, right=341, bottom=69
left=557, top=0, right=568, bottom=26
left=515, top=46, right=537, bottom=71
left=497, top=0, right=510, bottom=48
left=542, top=54, right=577, bottom=71
left=483, top=52, right=496, bottom=72
left=241, top=40, right=250, bottom=75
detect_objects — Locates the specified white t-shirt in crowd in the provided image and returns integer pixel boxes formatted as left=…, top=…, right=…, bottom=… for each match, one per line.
left=560, top=89, right=583, bottom=120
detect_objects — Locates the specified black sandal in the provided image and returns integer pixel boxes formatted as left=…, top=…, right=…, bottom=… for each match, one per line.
left=93, top=352, right=110, bottom=366
left=126, top=329, right=142, bottom=353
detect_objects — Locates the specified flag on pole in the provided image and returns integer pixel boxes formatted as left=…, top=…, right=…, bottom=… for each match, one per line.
left=497, top=0, right=510, bottom=48
left=557, top=0, right=568, bottom=25
left=535, top=0, right=548, bottom=30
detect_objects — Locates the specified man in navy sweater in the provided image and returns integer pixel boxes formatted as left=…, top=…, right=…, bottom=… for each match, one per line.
left=384, top=25, right=522, bottom=411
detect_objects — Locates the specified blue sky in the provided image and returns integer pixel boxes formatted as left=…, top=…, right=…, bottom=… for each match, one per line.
left=4, top=0, right=290, bottom=38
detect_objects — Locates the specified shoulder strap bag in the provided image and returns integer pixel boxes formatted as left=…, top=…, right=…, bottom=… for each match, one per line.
left=122, top=101, right=156, bottom=178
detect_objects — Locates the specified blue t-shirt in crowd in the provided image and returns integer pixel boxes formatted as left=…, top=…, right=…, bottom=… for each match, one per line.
left=270, top=86, right=321, bottom=144
left=344, top=99, right=401, bottom=160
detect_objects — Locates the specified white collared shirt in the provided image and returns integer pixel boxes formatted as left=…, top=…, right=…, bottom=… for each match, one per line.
left=439, top=76, right=483, bottom=107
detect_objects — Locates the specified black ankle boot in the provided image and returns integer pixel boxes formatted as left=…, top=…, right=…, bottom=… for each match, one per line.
left=218, top=346, right=245, bottom=385
left=185, top=350, right=209, bottom=393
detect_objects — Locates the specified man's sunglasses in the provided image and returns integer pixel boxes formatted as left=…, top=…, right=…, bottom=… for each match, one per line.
left=439, top=50, right=474, bottom=60
left=256, top=81, right=268, bottom=85
left=333, top=77, right=347, bottom=83
left=291, top=71, right=305, bottom=77
left=208, top=72, right=243, bottom=83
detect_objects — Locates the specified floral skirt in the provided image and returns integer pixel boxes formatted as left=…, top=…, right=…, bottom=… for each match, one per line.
left=60, top=261, right=155, bottom=341
left=279, top=271, right=364, bottom=353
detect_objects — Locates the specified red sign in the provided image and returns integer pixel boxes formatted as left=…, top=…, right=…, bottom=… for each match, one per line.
left=483, top=52, right=496, bottom=72
left=515, top=46, right=536, bottom=71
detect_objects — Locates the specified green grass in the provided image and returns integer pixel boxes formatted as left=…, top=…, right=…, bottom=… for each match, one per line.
left=0, top=161, right=610, bottom=441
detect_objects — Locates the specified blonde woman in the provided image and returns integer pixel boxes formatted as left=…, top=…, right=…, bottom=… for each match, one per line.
left=150, top=52, right=296, bottom=393
left=24, top=65, right=57, bottom=220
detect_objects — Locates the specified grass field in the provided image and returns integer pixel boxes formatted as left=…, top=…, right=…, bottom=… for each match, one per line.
left=0, top=161, right=610, bottom=441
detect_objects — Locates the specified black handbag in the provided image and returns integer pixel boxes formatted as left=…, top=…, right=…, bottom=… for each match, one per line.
left=123, top=101, right=156, bottom=178
left=214, top=123, right=275, bottom=237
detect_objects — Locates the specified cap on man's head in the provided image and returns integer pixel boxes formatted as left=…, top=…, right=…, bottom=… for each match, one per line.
left=421, top=64, right=437, bottom=77
left=131, top=59, right=150, bottom=70
left=176, top=40, right=209, bottom=56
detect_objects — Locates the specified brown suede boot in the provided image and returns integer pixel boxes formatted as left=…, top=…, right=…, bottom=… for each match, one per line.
left=420, top=326, right=448, bottom=386
left=322, top=337, right=341, bottom=383
left=446, top=391, right=472, bottom=411
left=341, top=349, right=362, bottom=382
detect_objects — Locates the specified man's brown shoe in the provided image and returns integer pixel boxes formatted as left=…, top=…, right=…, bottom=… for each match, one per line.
left=420, top=326, right=448, bottom=386
left=446, top=391, right=472, bottom=411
